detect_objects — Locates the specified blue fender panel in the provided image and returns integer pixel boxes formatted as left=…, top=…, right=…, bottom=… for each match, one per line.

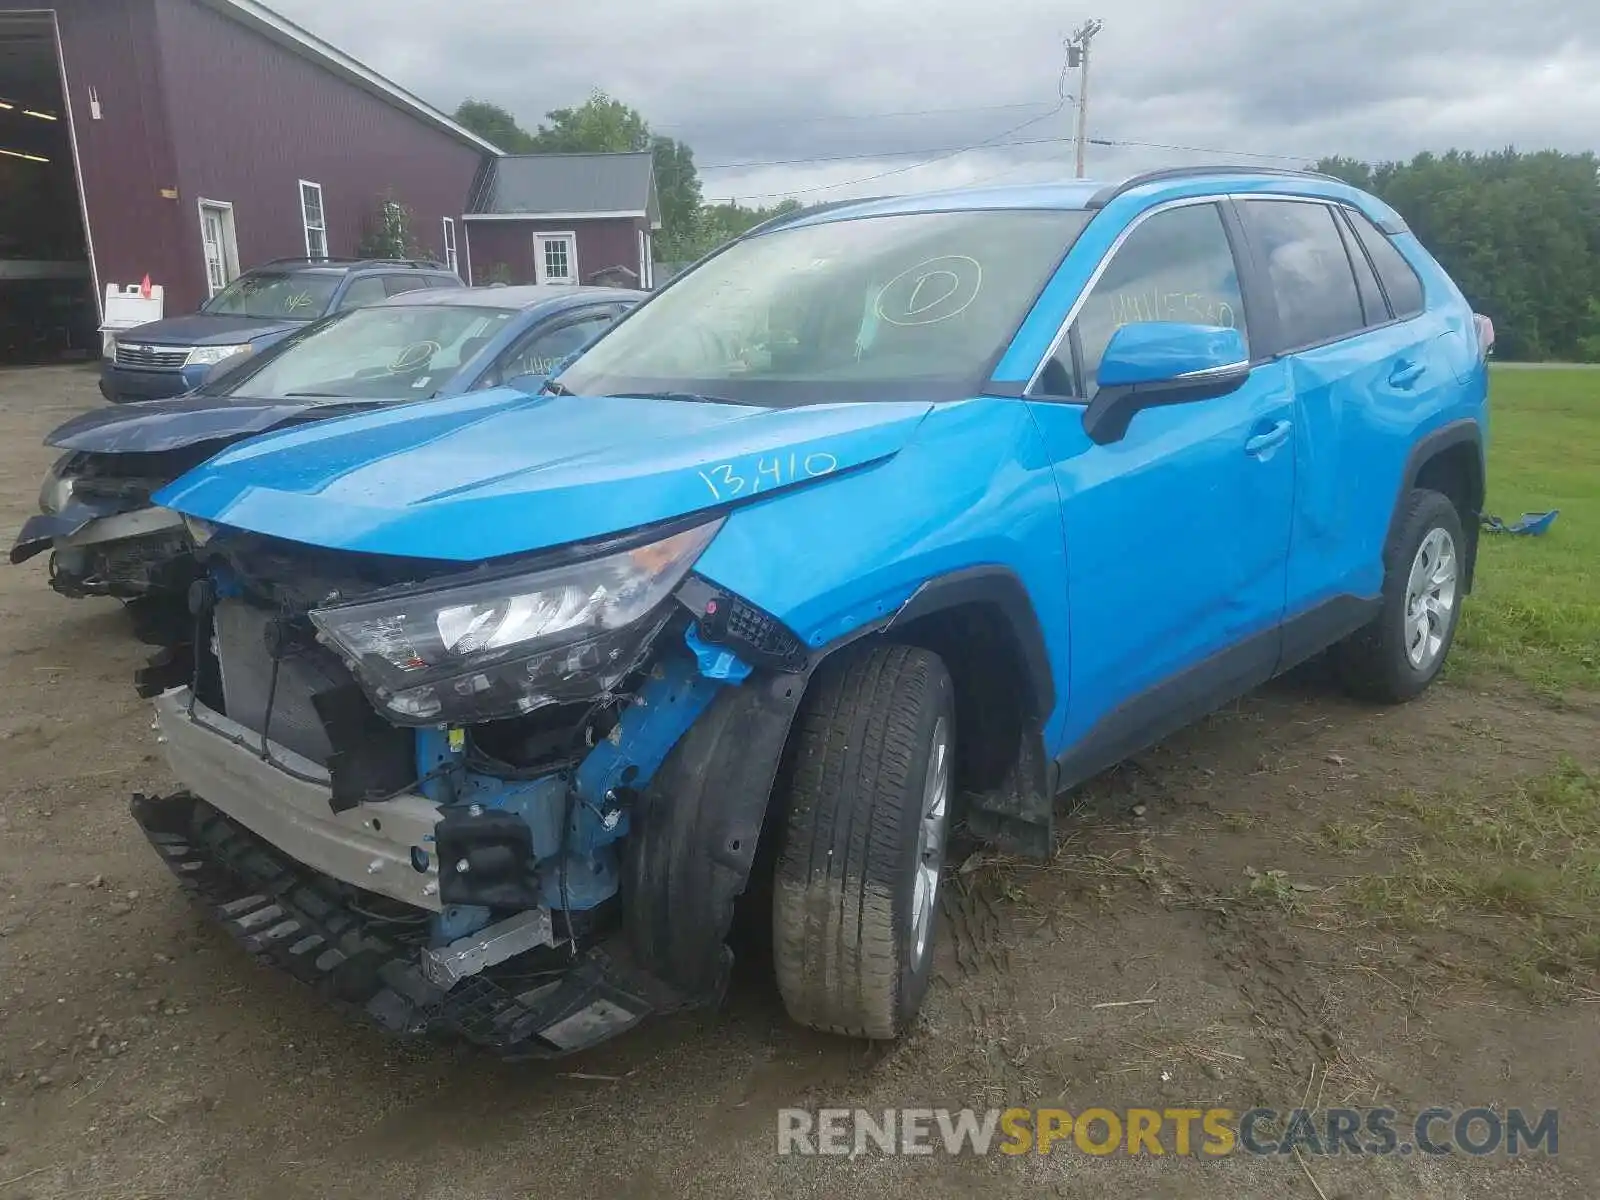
left=692, top=396, right=1075, bottom=752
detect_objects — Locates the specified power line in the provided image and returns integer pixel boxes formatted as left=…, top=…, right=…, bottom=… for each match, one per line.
left=1088, top=136, right=1313, bottom=163
left=700, top=134, right=1076, bottom=172
left=708, top=40, right=1079, bottom=201
left=659, top=99, right=1056, bottom=134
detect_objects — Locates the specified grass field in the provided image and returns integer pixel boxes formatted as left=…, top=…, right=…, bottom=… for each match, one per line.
left=1353, top=364, right=1600, bottom=997
left=1453, top=365, right=1600, bottom=695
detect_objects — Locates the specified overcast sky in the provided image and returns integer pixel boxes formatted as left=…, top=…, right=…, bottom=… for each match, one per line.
left=273, top=0, right=1600, bottom=204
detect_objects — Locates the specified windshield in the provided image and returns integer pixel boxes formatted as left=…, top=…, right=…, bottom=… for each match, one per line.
left=558, top=209, right=1090, bottom=404
left=209, top=305, right=517, bottom=401
left=202, top=271, right=341, bottom=320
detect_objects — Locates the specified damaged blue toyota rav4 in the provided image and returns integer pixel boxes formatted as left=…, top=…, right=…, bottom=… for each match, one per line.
left=129, top=167, right=1490, bottom=1055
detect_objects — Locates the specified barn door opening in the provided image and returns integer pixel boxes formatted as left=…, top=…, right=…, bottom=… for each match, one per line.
left=0, top=11, right=96, bottom=365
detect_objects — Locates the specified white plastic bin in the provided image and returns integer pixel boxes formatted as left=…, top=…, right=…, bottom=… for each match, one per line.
left=99, top=282, right=166, bottom=358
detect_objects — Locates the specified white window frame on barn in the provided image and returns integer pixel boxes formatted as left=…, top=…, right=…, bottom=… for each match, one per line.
left=442, top=217, right=458, bottom=274
left=533, top=231, right=578, bottom=285
left=196, top=198, right=240, bottom=298
left=299, top=180, right=328, bottom=260
left=637, top=228, right=654, bottom=289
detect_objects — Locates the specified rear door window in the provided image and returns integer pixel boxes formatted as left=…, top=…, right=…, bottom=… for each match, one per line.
left=1033, top=201, right=1246, bottom=398
left=482, top=309, right=618, bottom=388
left=382, top=274, right=433, bottom=297
left=1240, top=200, right=1365, bottom=351
left=335, top=276, right=389, bottom=312
left=1335, top=211, right=1389, bottom=326
left=1346, top=209, right=1426, bottom=319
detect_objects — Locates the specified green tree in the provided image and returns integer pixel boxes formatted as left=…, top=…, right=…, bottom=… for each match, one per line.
left=526, top=91, right=705, bottom=267
left=452, top=100, right=536, bottom=153
left=453, top=91, right=819, bottom=277
left=529, top=91, right=651, bottom=153
left=1311, top=149, right=1600, bottom=361
left=650, top=136, right=704, bottom=260
left=358, top=193, right=419, bottom=260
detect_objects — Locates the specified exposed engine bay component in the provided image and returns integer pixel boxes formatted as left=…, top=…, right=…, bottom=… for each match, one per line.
left=13, top=445, right=227, bottom=600
left=128, top=517, right=835, bottom=1054
left=149, top=688, right=441, bottom=910
left=47, top=524, right=193, bottom=599
left=421, top=908, right=556, bottom=989
left=215, top=599, right=352, bottom=764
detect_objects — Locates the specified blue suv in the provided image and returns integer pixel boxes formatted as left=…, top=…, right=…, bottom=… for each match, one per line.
left=126, top=168, right=1489, bottom=1055
left=100, top=257, right=462, bottom=402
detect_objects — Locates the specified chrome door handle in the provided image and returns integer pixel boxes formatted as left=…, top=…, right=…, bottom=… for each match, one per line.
left=1244, top=420, right=1292, bottom=456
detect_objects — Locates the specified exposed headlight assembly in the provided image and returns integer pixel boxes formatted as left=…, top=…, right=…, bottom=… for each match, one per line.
left=310, top=520, right=722, bottom=724
left=39, top=455, right=76, bottom=514
left=184, top=344, right=253, bottom=368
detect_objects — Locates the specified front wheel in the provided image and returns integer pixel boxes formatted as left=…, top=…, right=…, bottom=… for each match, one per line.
left=1337, top=487, right=1465, bottom=702
left=771, top=643, right=955, bottom=1039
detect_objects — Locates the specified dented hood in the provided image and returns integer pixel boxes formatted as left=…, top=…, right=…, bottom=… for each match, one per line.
left=154, top=389, right=932, bottom=561
left=46, top=395, right=384, bottom=454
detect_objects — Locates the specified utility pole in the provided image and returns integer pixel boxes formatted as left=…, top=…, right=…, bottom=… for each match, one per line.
left=1068, top=19, right=1103, bottom=178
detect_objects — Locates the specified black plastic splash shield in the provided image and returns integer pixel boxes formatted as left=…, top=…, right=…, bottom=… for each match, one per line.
left=129, top=791, right=693, bottom=1057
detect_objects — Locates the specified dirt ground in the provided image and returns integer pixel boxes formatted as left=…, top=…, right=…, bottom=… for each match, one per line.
left=0, top=365, right=1595, bottom=1200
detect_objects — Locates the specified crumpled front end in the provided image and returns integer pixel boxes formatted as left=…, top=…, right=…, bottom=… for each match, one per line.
left=130, top=520, right=812, bottom=1056
left=12, top=447, right=221, bottom=601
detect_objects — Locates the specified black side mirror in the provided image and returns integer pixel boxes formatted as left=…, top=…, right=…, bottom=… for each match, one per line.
left=1082, top=323, right=1250, bottom=445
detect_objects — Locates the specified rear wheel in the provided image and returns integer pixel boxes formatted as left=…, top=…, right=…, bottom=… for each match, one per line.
left=771, top=643, right=954, bottom=1038
left=1337, top=487, right=1465, bottom=702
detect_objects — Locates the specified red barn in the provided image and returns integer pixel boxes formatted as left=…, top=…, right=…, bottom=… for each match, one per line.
left=464, top=152, right=661, bottom=291
left=0, top=0, right=499, bottom=363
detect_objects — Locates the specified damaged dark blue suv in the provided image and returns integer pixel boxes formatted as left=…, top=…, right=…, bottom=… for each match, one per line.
left=128, top=168, right=1490, bottom=1055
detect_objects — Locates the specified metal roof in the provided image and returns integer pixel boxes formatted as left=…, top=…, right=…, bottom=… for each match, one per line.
left=468, top=152, right=659, bottom=224
left=374, top=284, right=642, bottom=310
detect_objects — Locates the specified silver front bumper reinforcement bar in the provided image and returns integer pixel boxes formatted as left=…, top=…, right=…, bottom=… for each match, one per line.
left=152, top=687, right=444, bottom=911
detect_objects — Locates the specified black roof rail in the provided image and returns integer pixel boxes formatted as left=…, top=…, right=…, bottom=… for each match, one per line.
left=1085, top=165, right=1347, bottom=210
left=257, top=256, right=362, bottom=267
left=255, top=256, right=451, bottom=271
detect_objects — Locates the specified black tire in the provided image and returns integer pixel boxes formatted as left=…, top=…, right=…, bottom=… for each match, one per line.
left=1336, top=487, right=1466, bottom=703
left=771, top=643, right=955, bottom=1039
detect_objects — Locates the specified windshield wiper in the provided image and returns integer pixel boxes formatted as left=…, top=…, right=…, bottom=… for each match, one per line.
left=541, top=379, right=573, bottom=396
left=282, top=391, right=348, bottom=398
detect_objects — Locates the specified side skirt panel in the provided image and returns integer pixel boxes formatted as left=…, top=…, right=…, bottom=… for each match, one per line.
left=1053, top=593, right=1380, bottom=796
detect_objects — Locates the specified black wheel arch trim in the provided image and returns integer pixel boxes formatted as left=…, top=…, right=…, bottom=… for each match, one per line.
left=1397, top=417, right=1485, bottom=588
left=621, top=666, right=811, bottom=999
left=1402, top=418, right=1485, bottom=505
left=882, top=564, right=1056, bottom=722
left=624, top=566, right=1064, bottom=974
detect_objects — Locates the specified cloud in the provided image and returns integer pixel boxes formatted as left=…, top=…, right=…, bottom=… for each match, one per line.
left=271, top=0, right=1600, bottom=202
